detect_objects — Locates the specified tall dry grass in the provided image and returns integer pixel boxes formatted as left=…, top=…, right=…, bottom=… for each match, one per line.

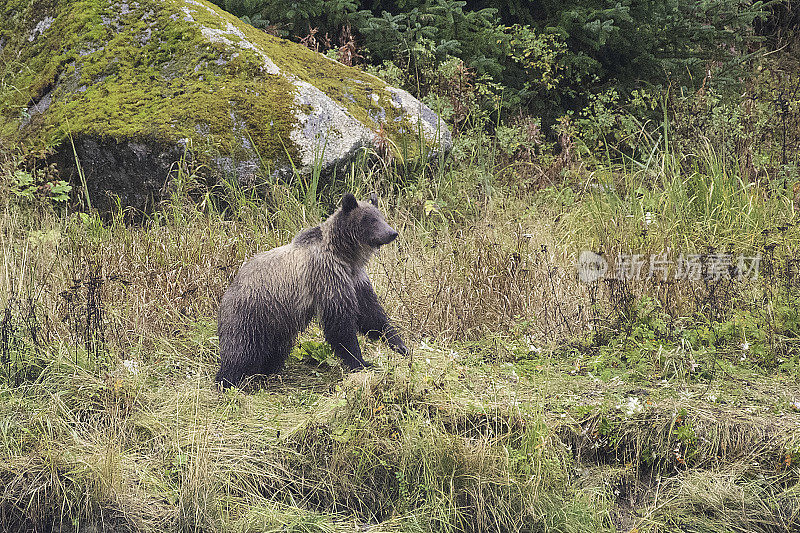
left=0, top=158, right=609, bottom=531
left=373, top=196, right=588, bottom=345
left=2, top=123, right=800, bottom=532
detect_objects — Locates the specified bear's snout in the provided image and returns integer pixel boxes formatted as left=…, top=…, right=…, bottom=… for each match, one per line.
left=373, top=229, right=398, bottom=247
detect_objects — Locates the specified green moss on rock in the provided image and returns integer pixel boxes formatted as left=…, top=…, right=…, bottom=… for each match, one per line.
left=0, top=0, right=450, bottom=209
left=2, top=0, right=298, bottom=163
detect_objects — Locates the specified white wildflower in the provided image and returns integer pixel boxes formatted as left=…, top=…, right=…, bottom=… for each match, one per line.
left=122, top=359, right=140, bottom=375
left=622, top=396, right=644, bottom=416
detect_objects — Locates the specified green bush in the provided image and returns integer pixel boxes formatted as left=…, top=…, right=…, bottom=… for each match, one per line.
left=209, top=0, right=767, bottom=136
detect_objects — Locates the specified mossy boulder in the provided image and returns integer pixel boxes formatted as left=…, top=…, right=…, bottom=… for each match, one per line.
left=0, top=0, right=451, bottom=210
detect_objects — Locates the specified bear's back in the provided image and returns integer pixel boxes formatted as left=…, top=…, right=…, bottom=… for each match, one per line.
left=224, top=242, right=315, bottom=319
left=292, top=225, right=322, bottom=246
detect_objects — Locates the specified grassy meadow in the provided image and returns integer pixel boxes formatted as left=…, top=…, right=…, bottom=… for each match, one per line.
left=2, top=85, right=800, bottom=532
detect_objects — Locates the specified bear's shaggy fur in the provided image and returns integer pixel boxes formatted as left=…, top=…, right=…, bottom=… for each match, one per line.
left=215, top=193, right=407, bottom=387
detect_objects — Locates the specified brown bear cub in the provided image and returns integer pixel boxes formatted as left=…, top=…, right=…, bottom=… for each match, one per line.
left=216, top=192, right=408, bottom=388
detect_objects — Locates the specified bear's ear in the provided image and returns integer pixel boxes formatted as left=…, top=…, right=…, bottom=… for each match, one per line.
left=369, top=192, right=378, bottom=206
left=341, top=193, right=358, bottom=212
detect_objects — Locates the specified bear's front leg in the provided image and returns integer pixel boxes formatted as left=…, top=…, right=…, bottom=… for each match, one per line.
left=321, top=309, right=370, bottom=370
left=356, top=279, right=408, bottom=356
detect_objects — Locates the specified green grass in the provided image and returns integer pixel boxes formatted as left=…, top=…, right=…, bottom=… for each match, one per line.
left=0, top=334, right=616, bottom=531
left=1, top=106, right=800, bottom=532
left=560, top=138, right=797, bottom=256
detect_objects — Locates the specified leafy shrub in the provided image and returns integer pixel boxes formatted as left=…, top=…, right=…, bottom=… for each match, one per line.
left=209, top=0, right=767, bottom=138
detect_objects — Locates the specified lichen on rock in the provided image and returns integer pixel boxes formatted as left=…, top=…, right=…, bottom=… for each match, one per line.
left=0, top=0, right=451, bottom=210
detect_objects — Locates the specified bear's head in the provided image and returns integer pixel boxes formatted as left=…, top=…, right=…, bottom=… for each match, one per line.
left=326, top=192, right=398, bottom=264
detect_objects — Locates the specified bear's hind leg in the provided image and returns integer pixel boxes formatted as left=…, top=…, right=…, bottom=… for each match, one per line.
left=217, top=302, right=292, bottom=387
left=215, top=346, right=259, bottom=388
left=259, top=334, right=294, bottom=375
